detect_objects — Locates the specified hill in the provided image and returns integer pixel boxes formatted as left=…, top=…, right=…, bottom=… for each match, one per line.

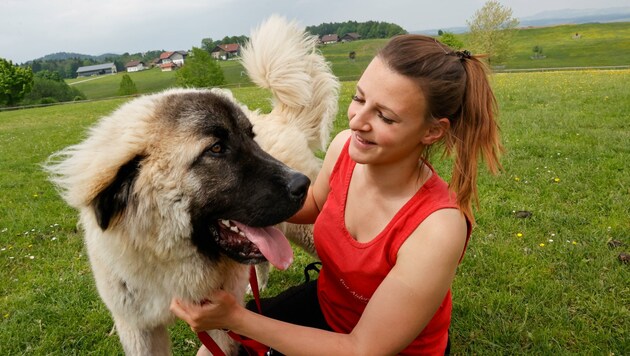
left=519, top=7, right=630, bottom=27
left=462, top=21, right=630, bottom=69
left=65, top=22, right=629, bottom=101
left=36, top=52, right=121, bottom=62
left=415, top=6, right=630, bottom=35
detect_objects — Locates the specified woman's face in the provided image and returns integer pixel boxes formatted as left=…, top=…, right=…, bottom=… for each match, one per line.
left=347, top=56, right=430, bottom=166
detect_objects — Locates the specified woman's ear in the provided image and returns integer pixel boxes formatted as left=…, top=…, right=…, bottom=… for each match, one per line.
left=421, top=118, right=450, bottom=145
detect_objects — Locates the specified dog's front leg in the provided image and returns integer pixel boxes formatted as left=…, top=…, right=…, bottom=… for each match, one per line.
left=253, top=262, right=271, bottom=291
left=113, top=317, right=171, bottom=356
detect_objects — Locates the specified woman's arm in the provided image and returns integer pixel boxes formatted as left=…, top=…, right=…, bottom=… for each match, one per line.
left=171, top=207, right=468, bottom=356
left=351, top=208, right=468, bottom=353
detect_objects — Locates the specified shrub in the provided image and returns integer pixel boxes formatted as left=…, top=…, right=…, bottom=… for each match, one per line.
left=22, top=77, right=86, bottom=105
left=39, top=97, right=58, bottom=104
left=176, top=47, right=225, bottom=88
left=0, top=58, right=34, bottom=106
left=440, top=32, right=464, bottom=50
left=118, top=74, right=138, bottom=96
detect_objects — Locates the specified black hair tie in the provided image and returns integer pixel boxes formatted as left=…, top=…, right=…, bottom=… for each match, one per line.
left=454, top=50, right=472, bottom=60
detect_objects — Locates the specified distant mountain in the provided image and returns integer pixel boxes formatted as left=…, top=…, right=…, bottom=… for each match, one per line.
left=412, top=26, right=468, bottom=36
left=520, top=7, right=630, bottom=27
left=34, top=52, right=121, bottom=62
left=412, top=6, right=630, bottom=36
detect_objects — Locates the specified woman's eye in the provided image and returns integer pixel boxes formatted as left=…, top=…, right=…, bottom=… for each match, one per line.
left=351, top=95, right=364, bottom=103
left=378, top=113, right=395, bottom=125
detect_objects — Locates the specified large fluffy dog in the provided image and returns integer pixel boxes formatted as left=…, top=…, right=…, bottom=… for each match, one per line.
left=45, top=16, right=338, bottom=355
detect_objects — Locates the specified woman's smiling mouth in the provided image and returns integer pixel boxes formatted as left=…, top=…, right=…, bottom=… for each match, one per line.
left=353, top=131, right=376, bottom=147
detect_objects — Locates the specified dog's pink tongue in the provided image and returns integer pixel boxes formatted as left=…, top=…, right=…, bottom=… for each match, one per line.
left=233, top=222, right=293, bottom=270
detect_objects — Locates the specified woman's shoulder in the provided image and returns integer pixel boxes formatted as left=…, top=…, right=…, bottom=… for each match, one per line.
left=328, top=130, right=352, bottom=155
left=397, top=208, right=468, bottom=270
left=321, top=130, right=352, bottom=170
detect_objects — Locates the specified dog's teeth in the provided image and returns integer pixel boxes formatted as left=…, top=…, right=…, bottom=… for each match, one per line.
left=220, top=220, right=230, bottom=226
left=239, top=232, right=246, bottom=237
left=230, top=226, right=239, bottom=233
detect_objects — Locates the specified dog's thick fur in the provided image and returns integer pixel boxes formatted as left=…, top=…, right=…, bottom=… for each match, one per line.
left=45, top=16, right=339, bottom=355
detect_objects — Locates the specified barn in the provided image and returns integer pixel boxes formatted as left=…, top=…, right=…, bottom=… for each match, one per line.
left=76, top=63, right=117, bottom=77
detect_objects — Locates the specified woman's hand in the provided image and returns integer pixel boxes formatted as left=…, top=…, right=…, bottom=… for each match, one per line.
left=170, top=290, right=240, bottom=332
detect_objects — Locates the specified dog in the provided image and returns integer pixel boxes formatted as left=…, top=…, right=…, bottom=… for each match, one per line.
left=45, top=15, right=339, bottom=356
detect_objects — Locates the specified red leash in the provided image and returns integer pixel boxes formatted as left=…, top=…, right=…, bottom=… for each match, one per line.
left=197, top=265, right=271, bottom=356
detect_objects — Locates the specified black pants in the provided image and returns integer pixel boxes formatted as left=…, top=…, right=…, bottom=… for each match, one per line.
left=246, top=280, right=331, bottom=331
left=238, top=280, right=331, bottom=355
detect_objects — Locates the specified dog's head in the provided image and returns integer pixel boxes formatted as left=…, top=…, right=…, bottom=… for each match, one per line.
left=47, top=88, right=309, bottom=269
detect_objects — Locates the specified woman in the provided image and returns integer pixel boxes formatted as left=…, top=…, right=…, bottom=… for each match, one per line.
left=171, top=34, right=502, bottom=355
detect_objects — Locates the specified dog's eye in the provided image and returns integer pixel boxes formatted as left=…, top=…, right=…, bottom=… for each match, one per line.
left=206, top=143, right=226, bottom=156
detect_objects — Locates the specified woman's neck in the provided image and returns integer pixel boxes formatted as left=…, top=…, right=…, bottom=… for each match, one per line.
left=358, top=157, right=431, bottom=198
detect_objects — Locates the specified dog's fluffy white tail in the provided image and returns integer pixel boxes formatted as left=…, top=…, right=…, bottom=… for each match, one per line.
left=241, top=15, right=339, bottom=152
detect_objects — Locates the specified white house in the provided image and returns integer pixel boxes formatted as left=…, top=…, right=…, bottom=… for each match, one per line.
left=159, top=51, right=186, bottom=65
left=125, top=60, right=146, bottom=72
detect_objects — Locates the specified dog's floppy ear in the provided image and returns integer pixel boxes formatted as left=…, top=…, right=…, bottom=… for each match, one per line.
left=91, top=155, right=144, bottom=230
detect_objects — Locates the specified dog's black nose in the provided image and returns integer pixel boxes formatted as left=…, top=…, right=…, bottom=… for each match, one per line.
left=288, top=173, right=310, bottom=200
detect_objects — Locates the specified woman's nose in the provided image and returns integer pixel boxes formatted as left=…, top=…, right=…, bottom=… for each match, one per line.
left=349, top=107, right=371, bottom=131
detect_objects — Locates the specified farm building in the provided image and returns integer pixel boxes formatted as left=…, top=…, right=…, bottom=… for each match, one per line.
left=159, top=62, right=178, bottom=72
left=125, top=60, right=146, bottom=72
left=211, top=44, right=241, bottom=60
left=157, top=51, right=187, bottom=71
left=320, top=34, right=339, bottom=44
left=341, top=32, right=361, bottom=42
left=76, top=63, right=117, bottom=77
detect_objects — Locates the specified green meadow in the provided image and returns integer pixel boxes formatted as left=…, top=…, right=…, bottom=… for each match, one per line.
left=494, top=21, right=630, bottom=69
left=67, top=68, right=177, bottom=99
left=1, top=68, right=628, bottom=354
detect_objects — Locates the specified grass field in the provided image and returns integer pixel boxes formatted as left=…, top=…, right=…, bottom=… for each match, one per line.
left=1, top=68, right=628, bottom=354
left=491, top=22, right=630, bottom=69
left=67, top=68, right=177, bottom=99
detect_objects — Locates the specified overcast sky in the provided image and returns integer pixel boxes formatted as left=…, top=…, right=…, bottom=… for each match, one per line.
left=2, top=0, right=628, bottom=63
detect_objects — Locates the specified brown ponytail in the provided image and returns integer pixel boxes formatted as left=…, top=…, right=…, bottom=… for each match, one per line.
left=378, top=35, right=503, bottom=224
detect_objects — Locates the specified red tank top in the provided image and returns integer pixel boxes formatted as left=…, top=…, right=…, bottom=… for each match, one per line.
left=314, top=139, right=471, bottom=355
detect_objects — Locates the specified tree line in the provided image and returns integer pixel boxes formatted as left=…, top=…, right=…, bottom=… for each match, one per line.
left=306, top=20, right=406, bottom=38
left=200, top=36, right=250, bottom=54
left=199, top=21, right=408, bottom=53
